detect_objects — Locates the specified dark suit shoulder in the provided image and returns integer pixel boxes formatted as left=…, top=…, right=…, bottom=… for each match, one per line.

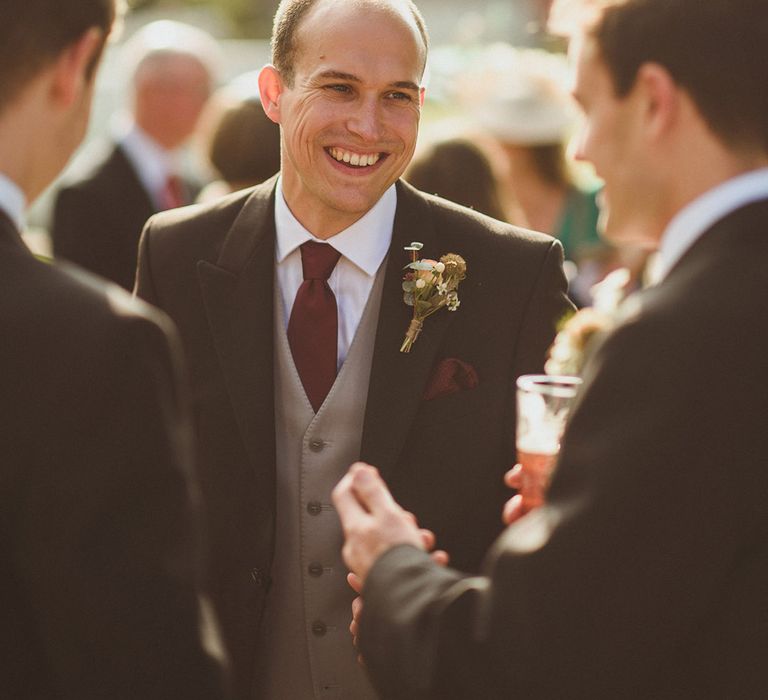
left=2, top=256, right=174, bottom=376
left=142, top=185, right=259, bottom=259
left=57, top=142, right=137, bottom=195
left=403, top=182, right=558, bottom=259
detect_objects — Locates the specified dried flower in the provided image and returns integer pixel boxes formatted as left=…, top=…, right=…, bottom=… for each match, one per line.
left=545, top=268, right=632, bottom=376
left=400, top=245, right=467, bottom=352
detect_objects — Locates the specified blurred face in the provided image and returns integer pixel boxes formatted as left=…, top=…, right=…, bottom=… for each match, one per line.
left=261, top=0, right=426, bottom=237
left=570, top=35, right=656, bottom=245
left=134, top=54, right=211, bottom=149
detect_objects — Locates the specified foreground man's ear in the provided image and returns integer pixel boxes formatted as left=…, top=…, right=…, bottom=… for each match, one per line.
left=49, top=28, right=104, bottom=109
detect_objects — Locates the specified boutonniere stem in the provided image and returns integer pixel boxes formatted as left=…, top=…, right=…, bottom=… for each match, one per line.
left=400, top=242, right=467, bottom=353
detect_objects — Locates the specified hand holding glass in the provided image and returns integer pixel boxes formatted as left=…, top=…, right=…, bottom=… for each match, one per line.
left=515, top=375, right=582, bottom=511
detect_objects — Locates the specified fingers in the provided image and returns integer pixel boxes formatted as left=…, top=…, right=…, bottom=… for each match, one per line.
left=348, top=463, right=398, bottom=514
left=332, top=467, right=369, bottom=526
left=347, top=571, right=363, bottom=594
left=505, top=464, right=523, bottom=489
left=352, top=595, right=363, bottom=622
left=419, top=527, right=436, bottom=551
left=431, top=549, right=450, bottom=567
left=502, top=493, right=526, bottom=525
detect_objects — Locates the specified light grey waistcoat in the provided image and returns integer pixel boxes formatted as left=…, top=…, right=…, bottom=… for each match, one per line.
left=255, top=262, right=387, bottom=699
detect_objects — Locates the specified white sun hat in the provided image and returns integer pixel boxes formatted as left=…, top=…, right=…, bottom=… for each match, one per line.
left=468, top=45, right=579, bottom=146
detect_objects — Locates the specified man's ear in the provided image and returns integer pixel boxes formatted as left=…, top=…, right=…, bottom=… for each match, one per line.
left=259, top=64, right=285, bottom=125
left=419, top=87, right=426, bottom=108
left=635, top=62, right=679, bottom=142
left=50, top=28, right=104, bottom=108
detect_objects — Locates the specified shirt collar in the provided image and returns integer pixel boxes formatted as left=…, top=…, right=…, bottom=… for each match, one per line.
left=0, top=171, right=27, bottom=231
left=656, top=167, right=768, bottom=282
left=114, top=118, right=179, bottom=197
left=274, top=177, right=396, bottom=276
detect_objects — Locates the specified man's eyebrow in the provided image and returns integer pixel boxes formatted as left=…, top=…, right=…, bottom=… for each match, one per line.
left=315, top=71, right=420, bottom=92
left=391, top=80, right=421, bottom=92
left=317, top=70, right=361, bottom=82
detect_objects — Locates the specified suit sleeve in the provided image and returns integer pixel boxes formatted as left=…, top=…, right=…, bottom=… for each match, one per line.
left=134, top=217, right=159, bottom=304
left=360, top=306, right=768, bottom=698
left=513, top=238, right=573, bottom=377
left=506, top=238, right=573, bottom=457
left=14, top=313, right=228, bottom=699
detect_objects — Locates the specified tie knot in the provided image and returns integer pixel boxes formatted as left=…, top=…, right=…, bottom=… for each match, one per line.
left=300, top=241, right=341, bottom=281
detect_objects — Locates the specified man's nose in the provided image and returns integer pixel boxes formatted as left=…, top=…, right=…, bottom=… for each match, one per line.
left=570, top=127, right=588, bottom=162
left=346, top=98, right=383, bottom=142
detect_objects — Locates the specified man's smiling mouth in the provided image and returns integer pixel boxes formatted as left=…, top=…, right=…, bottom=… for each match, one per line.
left=327, top=147, right=383, bottom=168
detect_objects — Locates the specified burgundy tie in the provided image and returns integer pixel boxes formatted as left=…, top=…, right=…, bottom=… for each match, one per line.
left=287, top=241, right=342, bottom=412
left=160, top=174, right=185, bottom=210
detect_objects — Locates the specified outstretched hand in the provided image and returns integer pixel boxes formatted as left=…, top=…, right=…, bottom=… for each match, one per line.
left=333, top=462, right=447, bottom=584
left=502, top=464, right=524, bottom=525
left=342, top=474, right=448, bottom=666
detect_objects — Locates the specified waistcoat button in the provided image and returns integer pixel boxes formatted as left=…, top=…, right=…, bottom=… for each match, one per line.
left=311, top=620, right=327, bottom=637
left=307, top=501, right=322, bottom=516
left=309, top=438, right=325, bottom=452
left=308, top=562, right=324, bottom=577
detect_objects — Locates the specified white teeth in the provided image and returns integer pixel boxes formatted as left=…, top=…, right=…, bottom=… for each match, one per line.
left=328, top=147, right=381, bottom=167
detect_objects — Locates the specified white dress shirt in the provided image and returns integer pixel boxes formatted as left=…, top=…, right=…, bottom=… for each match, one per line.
left=274, top=178, right=395, bottom=369
left=115, top=119, right=182, bottom=209
left=0, top=171, right=26, bottom=231
left=656, top=167, right=768, bottom=282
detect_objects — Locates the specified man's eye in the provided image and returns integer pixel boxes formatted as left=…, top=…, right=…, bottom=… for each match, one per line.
left=326, top=84, right=351, bottom=94
left=388, top=91, right=412, bottom=102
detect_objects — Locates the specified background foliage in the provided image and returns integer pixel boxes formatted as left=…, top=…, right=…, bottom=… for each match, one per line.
left=128, top=0, right=280, bottom=37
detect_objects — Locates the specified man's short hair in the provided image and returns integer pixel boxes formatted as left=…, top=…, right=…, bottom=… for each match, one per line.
left=271, top=0, right=429, bottom=86
left=590, top=0, right=768, bottom=151
left=0, top=0, right=117, bottom=112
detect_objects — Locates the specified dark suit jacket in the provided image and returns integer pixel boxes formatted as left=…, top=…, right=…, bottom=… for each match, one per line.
left=52, top=143, right=198, bottom=291
left=0, top=212, right=226, bottom=699
left=358, top=199, right=768, bottom=699
left=135, top=176, right=570, bottom=698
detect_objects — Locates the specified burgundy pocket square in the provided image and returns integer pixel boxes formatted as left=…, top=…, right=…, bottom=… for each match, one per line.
left=423, top=358, right=479, bottom=401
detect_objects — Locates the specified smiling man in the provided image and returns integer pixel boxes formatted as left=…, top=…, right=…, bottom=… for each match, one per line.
left=135, top=0, right=570, bottom=697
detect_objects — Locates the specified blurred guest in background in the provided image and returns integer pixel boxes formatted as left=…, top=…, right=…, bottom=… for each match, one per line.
left=196, top=75, right=282, bottom=202
left=405, top=137, right=509, bottom=221
left=52, top=20, right=219, bottom=289
left=475, top=46, right=645, bottom=304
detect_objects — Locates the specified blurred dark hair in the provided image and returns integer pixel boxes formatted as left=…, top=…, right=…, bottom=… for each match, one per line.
left=406, top=139, right=508, bottom=222
left=528, top=143, right=570, bottom=189
left=271, top=0, right=429, bottom=86
left=0, top=0, right=116, bottom=112
left=593, top=0, right=768, bottom=151
left=208, top=98, right=281, bottom=187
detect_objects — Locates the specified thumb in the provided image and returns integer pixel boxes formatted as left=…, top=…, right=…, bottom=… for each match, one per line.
left=350, top=463, right=397, bottom=514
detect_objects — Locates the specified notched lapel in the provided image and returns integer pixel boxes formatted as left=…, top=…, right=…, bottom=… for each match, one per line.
left=361, top=182, right=457, bottom=479
left=198, top=182, right=277, bottom=471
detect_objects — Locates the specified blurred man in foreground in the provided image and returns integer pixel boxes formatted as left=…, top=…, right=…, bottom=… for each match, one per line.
left=0, top=1, right=226, bottom=697
left=334, top=0, right=768, bottom=697
left=52, top=20, right=218, bottom=289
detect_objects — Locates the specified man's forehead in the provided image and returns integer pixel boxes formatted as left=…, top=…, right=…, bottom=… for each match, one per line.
left=295, top=0, right=424, bottom=54
left=292, top=0, right=426, bottom=81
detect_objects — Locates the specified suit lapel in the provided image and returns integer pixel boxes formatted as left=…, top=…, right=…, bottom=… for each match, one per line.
left=0, top=211, right=31, bottom=254
left=361, top=181, right=456, bottom=479
left=197, top=178, right=278, bottom=470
